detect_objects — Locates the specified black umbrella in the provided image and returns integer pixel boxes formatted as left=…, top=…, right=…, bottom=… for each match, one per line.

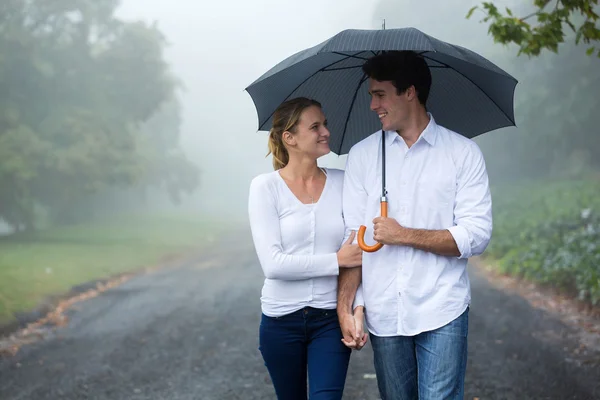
left=245, top=27, right=518, bottom=252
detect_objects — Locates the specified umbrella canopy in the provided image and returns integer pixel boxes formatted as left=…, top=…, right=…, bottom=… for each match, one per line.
left=245, top=27, right=518, bottom=252
left=245, top=27, right=518, bottom=155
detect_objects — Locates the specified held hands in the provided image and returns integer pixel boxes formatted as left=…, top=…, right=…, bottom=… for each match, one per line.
left=340, top=306, right=368, bottom=350
left=337, top=231, right=362, bottom=268
left=373, top=216, right=405, bottom=245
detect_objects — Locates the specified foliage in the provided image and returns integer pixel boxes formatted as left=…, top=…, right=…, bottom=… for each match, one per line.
left=0, top=0, right=199, bottom=230
left=467, top=0, right=600, bottom=58
left=487, top=178, right=600, bottom=305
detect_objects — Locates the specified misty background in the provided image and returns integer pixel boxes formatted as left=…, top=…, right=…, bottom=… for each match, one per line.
left=3, top=0, right=596, bottom=229
left=115, top=0, right=377, bottom=220
left=114, top=0, right=598, bottom=222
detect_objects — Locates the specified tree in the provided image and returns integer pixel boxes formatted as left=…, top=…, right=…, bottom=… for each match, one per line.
left=0, top=0, right=199, bottom=230
left=467, top=0, right=600, bottom=58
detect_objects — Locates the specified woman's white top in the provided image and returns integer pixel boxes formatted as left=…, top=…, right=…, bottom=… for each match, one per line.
left=248, top=167, right=362, bottom=317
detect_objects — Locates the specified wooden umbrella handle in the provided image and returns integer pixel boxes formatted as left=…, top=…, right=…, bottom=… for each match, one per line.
left=357, top=200, right=388, bottom=252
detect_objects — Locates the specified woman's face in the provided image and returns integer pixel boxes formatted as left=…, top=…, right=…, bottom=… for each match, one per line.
left=285, top=105, right=331, bottom=159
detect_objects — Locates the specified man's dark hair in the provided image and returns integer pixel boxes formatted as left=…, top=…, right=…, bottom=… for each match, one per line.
left=362, top=50, right=432, bottom=106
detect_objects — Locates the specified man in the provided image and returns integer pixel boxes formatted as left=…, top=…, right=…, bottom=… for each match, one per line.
left=337, top=50, right=493, bottom=399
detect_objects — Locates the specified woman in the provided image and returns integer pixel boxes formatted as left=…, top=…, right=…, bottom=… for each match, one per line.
left=247, top=97, right=364, bottom=399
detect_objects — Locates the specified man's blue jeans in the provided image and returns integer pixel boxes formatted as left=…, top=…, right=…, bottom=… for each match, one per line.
left=370, top=307, right=469, bottom=400
left=259, top=307, right=351, bottom=400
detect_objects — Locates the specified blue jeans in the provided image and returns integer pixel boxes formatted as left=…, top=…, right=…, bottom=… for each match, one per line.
left=259, top=307, right=351, bottom=400
left=370, top=308, right=469, bottom=400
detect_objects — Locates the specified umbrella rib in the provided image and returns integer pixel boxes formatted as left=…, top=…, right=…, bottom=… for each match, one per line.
left=332, top=51, right=370, bottom=61
left=337, top=74, right=369, bottom=153
left=259, top=53, right=357, bottom=129
left=421, top=54, right=515, bottom=125
left=323, top=65, right=363, bottom=72
left=321, top=52, right=368, bottom=72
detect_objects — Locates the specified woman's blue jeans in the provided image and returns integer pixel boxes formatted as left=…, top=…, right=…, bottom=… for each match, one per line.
left=259, top=307, right=351, bottom=400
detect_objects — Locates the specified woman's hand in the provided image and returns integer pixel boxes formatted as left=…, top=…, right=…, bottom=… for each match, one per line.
left=352, top=306, right=368, bottom=350
left=340, top=306, right=368, bottom=350
left=337, top=231, right=363, bottom=268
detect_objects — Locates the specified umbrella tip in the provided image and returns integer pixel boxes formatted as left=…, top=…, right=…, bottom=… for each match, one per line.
left=382, top=19, right=386, bottom=30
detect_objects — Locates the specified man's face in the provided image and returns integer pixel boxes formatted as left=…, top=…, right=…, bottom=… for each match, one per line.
left=368, top=78, right=410, bottom=132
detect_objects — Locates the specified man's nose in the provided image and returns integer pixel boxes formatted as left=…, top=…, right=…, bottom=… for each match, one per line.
left=370, top=97, right=378, bottom=111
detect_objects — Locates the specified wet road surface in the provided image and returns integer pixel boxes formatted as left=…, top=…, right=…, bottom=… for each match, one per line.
left=1, top=230, right=599, bottom=399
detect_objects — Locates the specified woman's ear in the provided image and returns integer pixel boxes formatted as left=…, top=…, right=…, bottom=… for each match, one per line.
left=282, top=131, right=295, bottom=146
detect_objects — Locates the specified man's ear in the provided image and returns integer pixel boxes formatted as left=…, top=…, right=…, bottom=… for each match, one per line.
left=406, top=85, right=417, bottom=101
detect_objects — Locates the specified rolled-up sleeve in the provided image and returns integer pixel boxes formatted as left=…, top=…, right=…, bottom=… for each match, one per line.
left=448, top=142, right=493, bottom=259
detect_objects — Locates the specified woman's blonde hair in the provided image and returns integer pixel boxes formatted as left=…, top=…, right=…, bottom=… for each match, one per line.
left=267, top=97, right=322, bottom=170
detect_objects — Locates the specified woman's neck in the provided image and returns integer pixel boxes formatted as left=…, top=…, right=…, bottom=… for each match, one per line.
left=280, top=156, right=321, bottom=181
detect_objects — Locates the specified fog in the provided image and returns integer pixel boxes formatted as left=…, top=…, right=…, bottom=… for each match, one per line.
left=112, top=0, right=598, bottom=221
left=115, top=0, right=379, bottom=220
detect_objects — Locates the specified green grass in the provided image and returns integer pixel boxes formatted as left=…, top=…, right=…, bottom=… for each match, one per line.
left=484, top=175, right=600, bottom=305
left=0, top=213, right=232, bottom=325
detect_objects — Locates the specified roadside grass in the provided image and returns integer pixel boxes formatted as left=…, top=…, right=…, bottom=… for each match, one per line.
left=0, top=213, right=233, bottom=326
left=483, top=175, right=600, bottom=306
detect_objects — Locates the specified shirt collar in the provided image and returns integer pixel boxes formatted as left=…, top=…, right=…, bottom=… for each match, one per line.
left=384, top=112, right=438, bottom=147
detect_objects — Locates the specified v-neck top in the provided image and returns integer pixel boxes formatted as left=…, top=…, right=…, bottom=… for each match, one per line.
left=248, top=167, right=349, bottom=317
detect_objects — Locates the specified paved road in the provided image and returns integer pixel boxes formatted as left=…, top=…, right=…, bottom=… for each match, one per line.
left=1, top=230, right=599, bottom=399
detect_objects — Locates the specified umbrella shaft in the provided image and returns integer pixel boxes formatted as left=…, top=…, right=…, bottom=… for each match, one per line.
left=381, top=129, right=386, bottom=198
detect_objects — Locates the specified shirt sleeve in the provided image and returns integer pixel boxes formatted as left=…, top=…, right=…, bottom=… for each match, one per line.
left=343, top=146, right=367, bottom=311
left=447, top=142, right=493, bottom=259
left=352, top=284, right=364, bottom=310
left=343, top=145, right=368, bottom=240
left=247, top=176, right=340, bottom=281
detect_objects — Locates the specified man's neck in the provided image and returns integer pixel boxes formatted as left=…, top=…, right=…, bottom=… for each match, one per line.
left=396, top=109, right=430, bottom=148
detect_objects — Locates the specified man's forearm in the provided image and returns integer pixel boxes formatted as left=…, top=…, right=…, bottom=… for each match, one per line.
left=397, top=228, right=460, bottom=257
left=337, top=267, right=361, bottom=315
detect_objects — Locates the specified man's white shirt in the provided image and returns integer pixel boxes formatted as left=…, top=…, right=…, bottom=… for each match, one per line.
left=343, top=114, right=493, bottom=336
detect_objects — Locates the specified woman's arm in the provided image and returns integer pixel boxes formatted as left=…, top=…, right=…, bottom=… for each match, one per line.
left=248, top=176, right=339, bottom=281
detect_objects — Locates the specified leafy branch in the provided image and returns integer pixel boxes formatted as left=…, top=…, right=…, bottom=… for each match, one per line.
left=467, top=0, right=600, bottom=58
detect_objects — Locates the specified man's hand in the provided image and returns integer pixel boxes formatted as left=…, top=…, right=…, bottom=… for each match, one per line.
left=339, top=308, right=368, bottom=350
left=373, top=217, right=462, bottom=257
left=373, top=216, right=405, bottom=245
left=339, top=312, right=359, bottom=349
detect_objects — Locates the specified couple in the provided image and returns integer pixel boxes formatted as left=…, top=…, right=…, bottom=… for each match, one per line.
left=247, top=50, right=493, bottom=400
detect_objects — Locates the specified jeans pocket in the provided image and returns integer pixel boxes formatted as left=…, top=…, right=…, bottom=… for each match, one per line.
left=313, top=309, right=336, bottom=321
